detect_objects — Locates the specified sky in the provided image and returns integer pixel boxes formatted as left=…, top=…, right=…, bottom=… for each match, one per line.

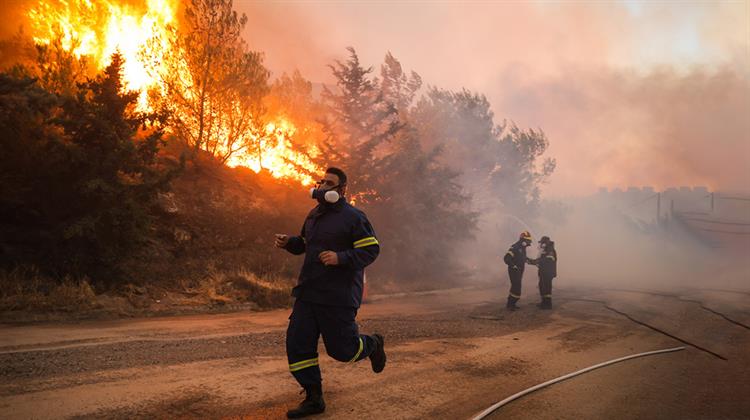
left=234, top=0, right=750, bottom=197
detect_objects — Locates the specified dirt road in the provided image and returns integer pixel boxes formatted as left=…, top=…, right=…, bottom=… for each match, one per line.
left=1, top=285, right=748, bottom=419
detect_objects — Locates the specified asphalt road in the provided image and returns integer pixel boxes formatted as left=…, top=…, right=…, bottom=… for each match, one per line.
left=0, top=285, right=748, bottom=419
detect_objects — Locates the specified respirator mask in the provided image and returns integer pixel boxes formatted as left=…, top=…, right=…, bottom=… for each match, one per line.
left=310, top=188, right=340, bottom=204
left=310, top=179, right=342, bottom=204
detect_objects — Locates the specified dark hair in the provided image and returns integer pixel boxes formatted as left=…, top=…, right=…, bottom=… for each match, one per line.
left=326, top=167, right=347, bottom=186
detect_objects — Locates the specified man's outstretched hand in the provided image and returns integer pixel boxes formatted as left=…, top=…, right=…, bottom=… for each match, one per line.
left=319, top=251, right=339, bottom=266
left=274, top=234, right=289, bottom=248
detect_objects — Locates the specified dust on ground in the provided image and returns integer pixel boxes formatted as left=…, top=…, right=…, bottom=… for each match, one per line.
left=0, top=285, right=748, bottom=419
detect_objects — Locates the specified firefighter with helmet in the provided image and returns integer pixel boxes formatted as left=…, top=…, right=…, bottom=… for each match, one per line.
left=527, top=236, right=557, bottom=309
left=503, top=231, right=533, bottom=310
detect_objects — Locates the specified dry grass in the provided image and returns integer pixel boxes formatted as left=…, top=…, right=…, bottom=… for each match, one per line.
left=0, top=266, right=98, bottom=312
left=184, top=268, right=294, bottom=308
left=0, top=265, right=294, bottom=321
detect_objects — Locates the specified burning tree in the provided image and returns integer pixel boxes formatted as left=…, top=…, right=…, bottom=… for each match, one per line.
left=26, top=0, right=181, bottom=109
left=19, top=0, right=317, bottom=185
left=151, top=0, right=271, bottom=163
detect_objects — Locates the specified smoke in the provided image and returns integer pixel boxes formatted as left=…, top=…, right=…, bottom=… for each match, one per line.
left=497, top=65, right=750, bottom=196
left=234, top=1, right=749, bottom=197
left=0, top=2, right=30, bottom=39
left=531, top=193, right=750, bottom=292
left=233, top=1, right=749, bottom=289
left=5, top=1, right=747, bottom=196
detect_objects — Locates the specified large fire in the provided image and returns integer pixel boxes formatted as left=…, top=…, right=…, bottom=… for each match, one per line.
left=27, top=0, right=177, bottom=110
left=226, top=120, right=319, bottom=185
left=26, top=0, right=319, bottom=185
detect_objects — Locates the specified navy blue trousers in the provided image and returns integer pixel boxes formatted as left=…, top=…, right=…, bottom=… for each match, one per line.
left=508, top=267, right=523, bottom=304
left=286, top=299, right=375, bottom=386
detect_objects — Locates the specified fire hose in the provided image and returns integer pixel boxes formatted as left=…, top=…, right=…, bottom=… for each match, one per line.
left=470, top=346, right=686, bottom=420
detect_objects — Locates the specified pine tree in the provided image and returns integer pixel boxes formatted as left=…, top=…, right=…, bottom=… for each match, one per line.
left=380, top=52, right=422, bottom=115
left=317, top=50, right=477, bottom=284
left=0, top=73, right=64, bottom=269
left=413, top=87, right=555, bottom=216
left=0, top=53, right=179, bottom=281
left=375, top=54, right=476, bottom=283
left=318, top=47, right=401, bottom=202
left=153, top=0, right=270, bottom=162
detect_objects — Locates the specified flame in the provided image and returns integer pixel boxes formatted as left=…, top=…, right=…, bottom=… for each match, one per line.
left=28, top=0, right=177, bottom=110
left=349, top=189, right=379, bottom=206
left=225, top=119, right=320, bottom=186
left=25, top=0, right=320, bottom=185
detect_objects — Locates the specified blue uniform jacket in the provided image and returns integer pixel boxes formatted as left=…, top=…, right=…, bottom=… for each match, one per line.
left=528, top=247, right=557, bottom=278
left=284, top=198, right=380, bottom=308
left=503, top=240, right=528, bottom=273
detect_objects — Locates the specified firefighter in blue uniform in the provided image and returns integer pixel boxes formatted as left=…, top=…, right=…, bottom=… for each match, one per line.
left=527, top=236, right=557, bottom=309
left=275, top=167, right=385, bottom=419
left=503, top=231, right=533, bottom=310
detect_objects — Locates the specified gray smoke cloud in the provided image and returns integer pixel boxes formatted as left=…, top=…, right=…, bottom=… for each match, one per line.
left=235, top=1, right=749, bottom=196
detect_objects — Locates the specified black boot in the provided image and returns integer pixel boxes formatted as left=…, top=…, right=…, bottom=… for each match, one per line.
left=540, top=297, right=552, bottom=310
left=506, top=296, right=519, bottom=311
left=287, top=384, right=325, bottom=418
left=369, top=333, right=386, bottom=373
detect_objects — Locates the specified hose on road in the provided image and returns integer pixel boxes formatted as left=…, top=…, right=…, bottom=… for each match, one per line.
left=470, top=346, right=685, bottom=420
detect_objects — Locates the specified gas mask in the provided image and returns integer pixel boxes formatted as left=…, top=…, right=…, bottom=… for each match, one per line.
left=310, top=187, right=340, bottom=204
left=310, top=178, right=344, bottom=205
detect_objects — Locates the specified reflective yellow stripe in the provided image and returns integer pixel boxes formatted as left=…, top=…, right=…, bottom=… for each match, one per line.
left=290, top=361, right=318, bottom=372
left=290, top=362, right=318, bottom=372
left=509, top=293, right=521, bottom=298
left=546, top=255, right=556, bottom=261
left=506, top=251, right=515, bottom=257
left=543, top=294, right=552, bottom=298
left=289, top=357, right=319, bottom=372
left=289, top=357, right=318, bottom=368
left=354, top=237, right=379, bottom=248
left=355, top=239, right=378, bottom=248
left=354, top=237, right=376, bottom=246
left=348, top=337, right=364, bottom=363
